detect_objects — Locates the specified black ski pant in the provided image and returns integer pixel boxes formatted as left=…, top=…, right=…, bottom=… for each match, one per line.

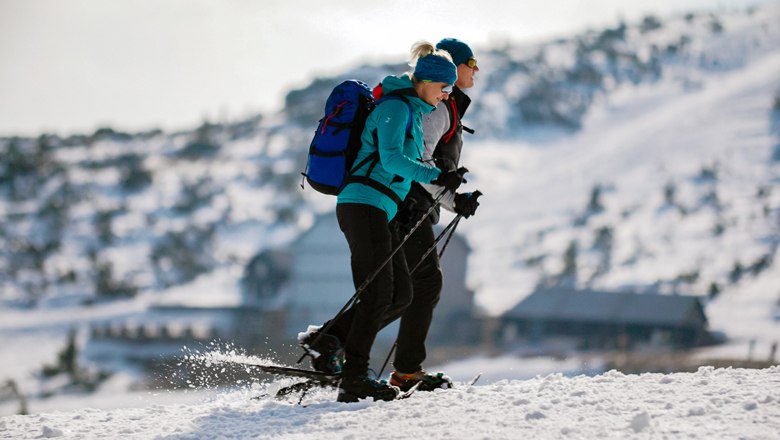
left=392, top=216, right=443, bottom=374
left=326, top=203, right=413, bottom=377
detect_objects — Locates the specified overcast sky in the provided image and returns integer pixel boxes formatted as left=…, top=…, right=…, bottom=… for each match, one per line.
left=0, top=0, right=774, bottom=137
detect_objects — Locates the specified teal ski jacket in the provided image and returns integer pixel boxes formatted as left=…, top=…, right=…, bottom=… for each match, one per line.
left=337, top=74, right=442, bottom=221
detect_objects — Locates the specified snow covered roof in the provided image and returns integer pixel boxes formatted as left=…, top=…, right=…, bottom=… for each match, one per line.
left=504, top=287, right=708, bottom=329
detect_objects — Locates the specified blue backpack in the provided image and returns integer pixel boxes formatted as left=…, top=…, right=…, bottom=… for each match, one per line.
left=302, top=80, right=412, bottom=199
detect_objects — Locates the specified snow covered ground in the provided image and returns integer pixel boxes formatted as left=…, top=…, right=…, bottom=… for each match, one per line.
left=1, top=366, right=778, bottom=439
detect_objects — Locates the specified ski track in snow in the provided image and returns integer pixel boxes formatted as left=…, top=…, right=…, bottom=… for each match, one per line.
left=1, top=367, right=778, bottom=439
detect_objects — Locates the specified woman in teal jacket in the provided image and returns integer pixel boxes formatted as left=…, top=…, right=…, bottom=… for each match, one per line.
left=338, top=72, right=443, bottom=220
left=302, top=41, right=465, bottom=403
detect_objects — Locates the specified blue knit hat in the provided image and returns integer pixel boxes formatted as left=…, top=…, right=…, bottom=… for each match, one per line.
left=436, top=38, right=474, bottom=66
left=413, top=54, right=457, bottom=85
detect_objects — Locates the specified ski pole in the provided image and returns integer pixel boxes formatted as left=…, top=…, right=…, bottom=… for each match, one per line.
left=408, top=213, right=462, bottom=275
left=379, top=190, right=480, bottom=376
left=375, top=219, right=457, bottom=379
left=374, top=214, right=461, bottom=375
left=366, top=213, right=463, bottom=336
left=437, top=216, right=461, bottom=259
left=417, top=190, right=480, bottom=272
left=296, top=190, right=448, bottom=365
left=377, top=341, right=397, bottom=378
left=371, top=213, right=463, bottom=327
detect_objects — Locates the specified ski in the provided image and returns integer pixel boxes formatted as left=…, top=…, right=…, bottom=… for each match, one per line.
left=275, top=379, right=327, bottom=399
left=227, top=360, right=340, bottom=401
left=397, top=380, right=422, bottom=399
left=236, top=361, right=340, bottom=385
left=467, top=373, right=482, bottom=387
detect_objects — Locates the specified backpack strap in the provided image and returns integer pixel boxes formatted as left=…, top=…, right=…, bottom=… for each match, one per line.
left=366, top=93, right=414, bottom=179
left=347, top=176, right=403, bottom=205
left=346, top=151, right=402, bottom=204
left=319, top=101, right=348, bottom=134
left=441, top=98, right=459, bottom=144
left=346, top=90, right=415, bottom=205
left=440, top=90, right=475, bottom=142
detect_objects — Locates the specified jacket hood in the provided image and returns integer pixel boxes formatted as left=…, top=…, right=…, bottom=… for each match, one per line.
left=380, top=74, right=436, bottom=113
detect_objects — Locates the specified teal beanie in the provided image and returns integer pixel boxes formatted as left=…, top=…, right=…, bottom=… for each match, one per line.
left=413, top=54, right=457, bottom=85
left=436, top=38, right=474, bottom=66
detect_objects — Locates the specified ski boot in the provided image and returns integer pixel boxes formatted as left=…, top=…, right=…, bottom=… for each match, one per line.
left=298, top=325, right=344, bottom=374
left=337, top=374, right=400, bottom=403
left=390, top=370, right=453, bottom=392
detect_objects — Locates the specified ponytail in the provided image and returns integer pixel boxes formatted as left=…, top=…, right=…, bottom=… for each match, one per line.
left=409, top=40, right=453, bottom=69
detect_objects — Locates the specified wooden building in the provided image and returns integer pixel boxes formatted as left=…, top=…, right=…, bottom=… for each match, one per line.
left=501, top=287, right=710, bottom=349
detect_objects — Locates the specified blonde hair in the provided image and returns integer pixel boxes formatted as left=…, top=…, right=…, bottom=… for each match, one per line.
left=408, top=40, right=453, bottom=69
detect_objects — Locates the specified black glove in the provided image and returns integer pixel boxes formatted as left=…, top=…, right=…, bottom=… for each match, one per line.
left=432, top=167, right=468, bottom=192
left=392, top=198, right=419, bottom=236
left=454, top=191, right=482, bottom=218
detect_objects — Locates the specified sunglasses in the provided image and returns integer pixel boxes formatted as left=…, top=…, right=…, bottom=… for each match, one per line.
left=422, top=80, right=453, bottom=94
left=465, top=58, right=478, bottom=68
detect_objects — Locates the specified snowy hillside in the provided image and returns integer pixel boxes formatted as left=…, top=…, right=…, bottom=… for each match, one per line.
left=2, top=366, right=778, bottom=439
left=457, top=4, right=780, bottom=358
left=1, top=2, right=780, bottom=421
left=465, top=9, right=780, bottom=304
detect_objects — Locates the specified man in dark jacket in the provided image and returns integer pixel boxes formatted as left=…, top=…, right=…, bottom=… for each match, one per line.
left=388, top=38, right=482, bottom=391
